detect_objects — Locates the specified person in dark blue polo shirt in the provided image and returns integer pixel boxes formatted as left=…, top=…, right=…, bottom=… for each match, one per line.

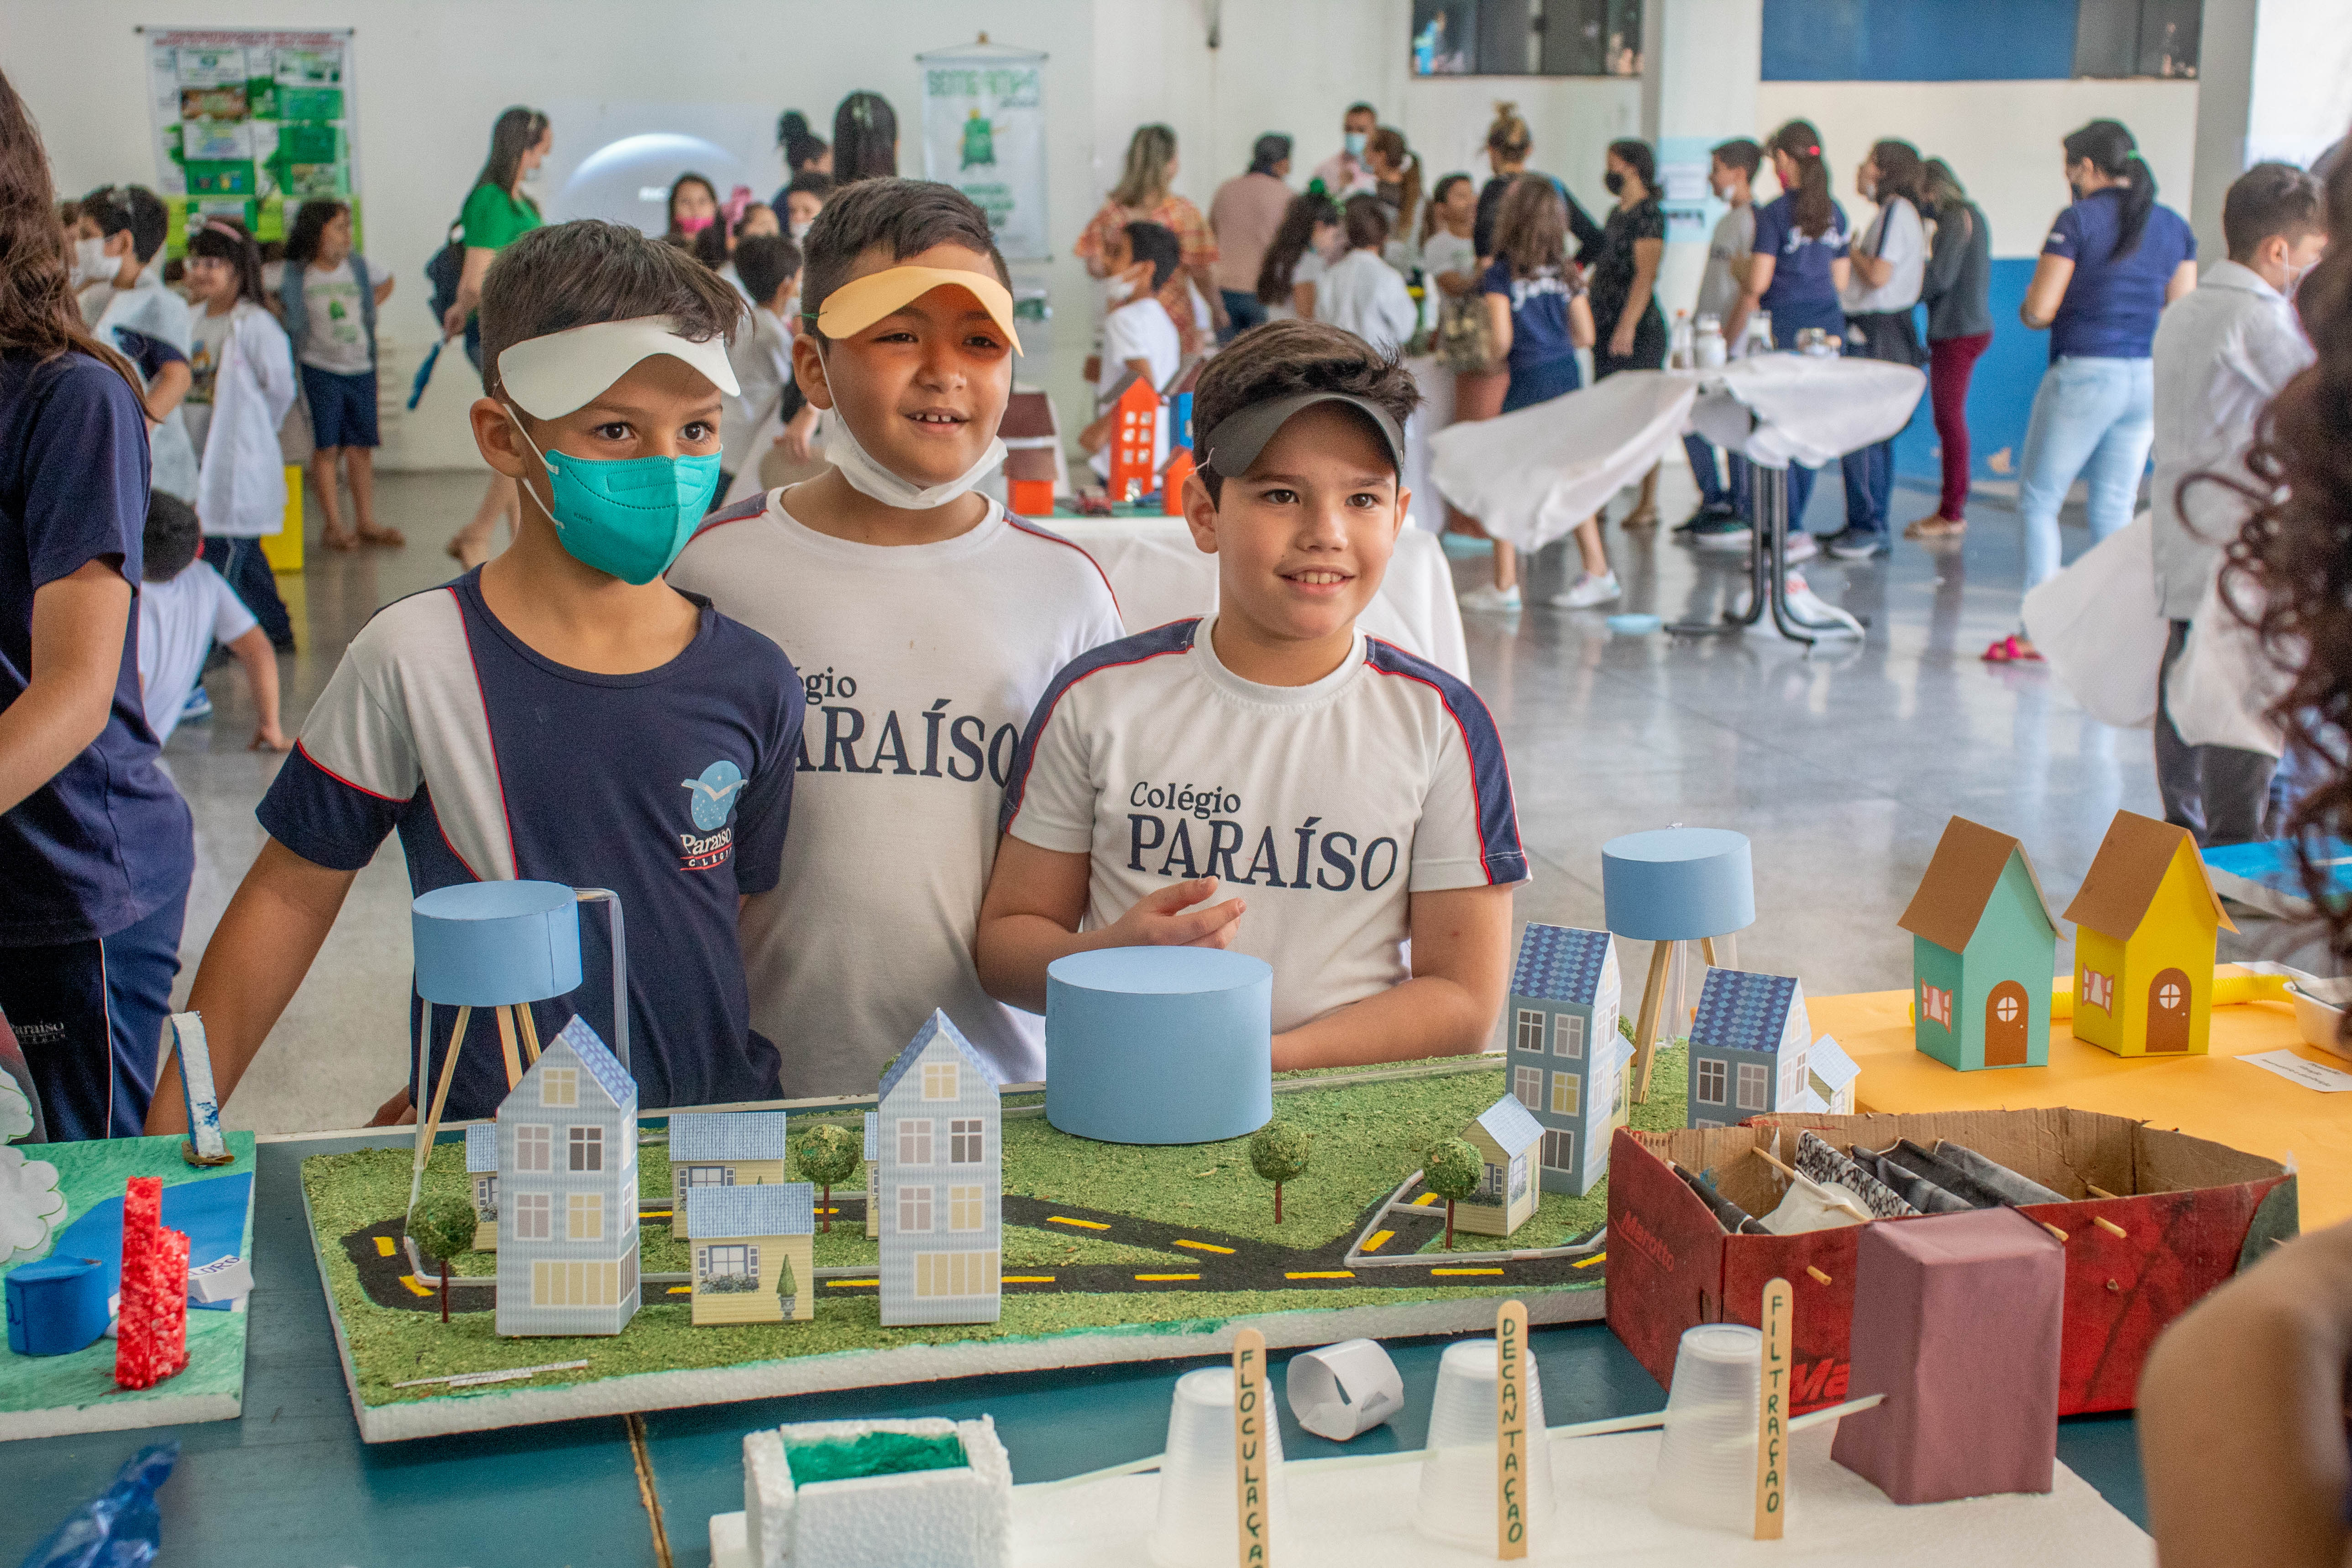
left=0, top=69, right=196, bottom=1140
left=1992, top=118, right=2198, bottom=663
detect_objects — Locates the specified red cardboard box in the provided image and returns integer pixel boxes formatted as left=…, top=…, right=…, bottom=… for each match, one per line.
left=1605, top=1108, right=2296, bottom=1415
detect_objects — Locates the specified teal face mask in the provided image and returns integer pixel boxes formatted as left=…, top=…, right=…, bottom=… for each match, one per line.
left=507, top=408, right=722, bottom=585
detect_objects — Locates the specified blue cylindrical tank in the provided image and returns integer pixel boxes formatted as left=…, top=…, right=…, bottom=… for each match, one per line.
left=1045, top=947, right=1274, bottom=1145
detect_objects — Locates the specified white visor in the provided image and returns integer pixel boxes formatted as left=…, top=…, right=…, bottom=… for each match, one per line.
left=496, top=315, right=739, bottom=420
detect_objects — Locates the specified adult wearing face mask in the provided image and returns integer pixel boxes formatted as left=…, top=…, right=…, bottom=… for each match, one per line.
left=445, top=105, right=551, bottom=569
left=2146, top=162, right=2326, bottom=843
left=1312, top=103, right=1381, bottom=199
left=1991, top=119, right=2197, bottom=663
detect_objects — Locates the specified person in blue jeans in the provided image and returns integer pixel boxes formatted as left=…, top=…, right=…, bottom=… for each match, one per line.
left=1992, top=118, right=2197, bottom=663
left=1725, top=120, right=1850, bottom=562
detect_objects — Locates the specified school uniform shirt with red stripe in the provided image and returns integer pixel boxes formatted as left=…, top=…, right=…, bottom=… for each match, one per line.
left=256, top=567, right=803, bottom=1119
left=1002, top=615, right=1527, bottom=1032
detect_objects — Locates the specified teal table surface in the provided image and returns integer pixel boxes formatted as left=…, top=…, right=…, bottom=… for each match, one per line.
left=0, top=1133, right=2150, bottom=1566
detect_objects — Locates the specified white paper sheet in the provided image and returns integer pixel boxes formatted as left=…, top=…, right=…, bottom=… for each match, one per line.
left=2238, top=1049, right=2352, bottom=1092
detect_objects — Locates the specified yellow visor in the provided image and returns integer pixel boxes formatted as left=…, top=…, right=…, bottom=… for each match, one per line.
left=814, top=265, right=1024, bottom=355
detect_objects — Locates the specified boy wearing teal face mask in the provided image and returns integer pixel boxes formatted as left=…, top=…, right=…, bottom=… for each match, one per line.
left=148, top=220, right=807, bottom=1133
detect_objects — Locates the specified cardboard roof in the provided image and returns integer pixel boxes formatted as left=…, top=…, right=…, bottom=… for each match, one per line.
left=877, top=1008, right=1002, bottom=1105
left=686, top=1182, right=814, bottom=1239
left=670, top=1110, right=790, bottom=1163
left=1006, top=447, right=1057, bottom=481
left=523, top=1015, right=636, bottom=1112
left=1690, top=970, right=1802, bottom=1054
left=1897, top=817, right=2059, bottom=953
left=466, top=1121, right=498, bottom=1172
left=1472, top=1094, right=1545, bottom=1153
left=2061, top=809, right=2237, bottom=939
left=1000, top=389, right=1058, bottom=440
left=1510, top=923, right=1614, bottom=1006
left=864, top=1110, right=880, bottom=1160
left=1807, top=1033, right=1859, bottom=1090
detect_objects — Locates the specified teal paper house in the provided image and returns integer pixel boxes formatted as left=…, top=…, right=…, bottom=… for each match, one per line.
left=1897, top=818, right=2059, bottom=1071
left=1506, top=923, right=1625, bottom=1196
left=1687, top=969, right=1810, bottom=1129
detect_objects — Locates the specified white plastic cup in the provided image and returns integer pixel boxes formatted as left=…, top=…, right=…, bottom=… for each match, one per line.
left=1650, top=1323, right=1767, bottom=1533
left=1149, top=1367, right=1289, bottom=1568
left=1414, top=1338, right=1556, bottom=1549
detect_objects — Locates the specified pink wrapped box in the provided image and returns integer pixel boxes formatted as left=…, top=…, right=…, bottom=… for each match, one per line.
left=1830, top=1207, right=2062, bottom=1504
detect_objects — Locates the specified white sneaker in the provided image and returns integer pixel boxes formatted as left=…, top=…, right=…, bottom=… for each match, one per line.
left=1457, top=583, right=1523, bottom=613
left=1781, top=531, right=1819, bottom=563
left=1548, top=572, right=1623, bottom=609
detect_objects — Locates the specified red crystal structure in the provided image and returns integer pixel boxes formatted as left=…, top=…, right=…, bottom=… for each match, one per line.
left=113, top=1177, right=190, bottom=1390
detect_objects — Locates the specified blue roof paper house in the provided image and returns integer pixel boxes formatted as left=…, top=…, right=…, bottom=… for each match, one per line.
left=1454, top=1094, right=1545, bottom=1237
left=1806, top=1035, right=1860, bottom=1115
left=667, top=1111, right=791, bottom=1240
left=687, top=1182, right=815, bottom=1326
left=494, top=1016, right=640, bottom=1337
left=1506, top=923, right=1626, bottom=1196
left=878, top=1011, right=1004, bottom=1327
left=1687, top=969, right=1811, bottom=1130
left=465, top=1121, right=500, bottom=1250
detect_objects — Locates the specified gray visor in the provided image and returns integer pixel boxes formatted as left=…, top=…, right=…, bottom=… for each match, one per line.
left=1199, top=392, right=1406, bottom=480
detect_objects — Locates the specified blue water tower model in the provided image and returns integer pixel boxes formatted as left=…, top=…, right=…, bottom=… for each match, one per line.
left=1601, top=827, right=1755, bottom=1102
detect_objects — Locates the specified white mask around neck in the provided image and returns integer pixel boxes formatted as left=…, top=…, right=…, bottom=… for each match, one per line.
left=813, top=350, right=1005, bottom=512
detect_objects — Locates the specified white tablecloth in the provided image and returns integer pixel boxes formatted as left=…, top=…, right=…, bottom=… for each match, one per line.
left=1683, top=354, right=1928, bottom=469
left=1427, top=371, right=1698, bottom=554
left=1052, top=516, right=1470, bottom=682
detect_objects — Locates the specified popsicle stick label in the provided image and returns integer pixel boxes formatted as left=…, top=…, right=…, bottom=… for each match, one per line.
left=1233, top=1327, right=1271, bottom=1567
left=1755, top=1276, right=1792, bottom=1540
left=1497, top=1298, right=1530, bottom=1559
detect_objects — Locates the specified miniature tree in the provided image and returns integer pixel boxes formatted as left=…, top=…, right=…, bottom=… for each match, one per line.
left=1249, top=1122, right=1313, bottom=1223
left=796, top=1123, right=862, bottom=1234
left=778, top=1255, right=798, bottom=1316
left=1423, top=1138, right=1483, bottom=1251
left=409, top=1193, right=479, bottom=1324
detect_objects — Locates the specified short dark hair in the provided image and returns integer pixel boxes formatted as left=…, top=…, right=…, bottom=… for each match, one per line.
left=1250, top=133, right=1292, bottom=173
left=1710, top=137, right=1762, bottom=178
left=1124, top=220, right=1181, bottom=292
left=477, top=219, right=745, bottom=398
left=786, top=169, right=835, bottom=205
left=1608, top=138, right=1656, bottom=191
left=1190, top=320, right=1421, bottom=503
left=734, top=233, right=802, bottom=308
left=1345, top=101, right=1378, bottom=121
left=2224, top=161, right=2325, bottom=261
left=799, top=178, right=1011, bottom=331
left=1342, top=194, right=1390, bottom=252
left=81, top=184, right=169, bottom=263
left=142, top=489, right=203, bottom=583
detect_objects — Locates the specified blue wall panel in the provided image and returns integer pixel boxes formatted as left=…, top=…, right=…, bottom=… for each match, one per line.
left=1891, top=258, right=2045, bottom=491
left=1762, top=0, right=2079, bottom=82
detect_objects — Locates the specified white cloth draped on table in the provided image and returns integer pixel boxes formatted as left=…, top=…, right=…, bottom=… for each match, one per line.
left=1427, top=371, right=1696, bottom=553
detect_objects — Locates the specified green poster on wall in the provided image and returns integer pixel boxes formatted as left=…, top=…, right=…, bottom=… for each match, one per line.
left=142, top=26, right=361, bottom=252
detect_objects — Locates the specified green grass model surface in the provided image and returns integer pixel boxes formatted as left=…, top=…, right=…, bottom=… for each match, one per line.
left=304, top=1048, right=1690, bottom=1408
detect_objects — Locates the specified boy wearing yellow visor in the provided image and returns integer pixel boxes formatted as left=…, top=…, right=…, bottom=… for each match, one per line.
left=149, top=221, right=806, bottom=1134
left=671, top=180, right=1123, bottom=1095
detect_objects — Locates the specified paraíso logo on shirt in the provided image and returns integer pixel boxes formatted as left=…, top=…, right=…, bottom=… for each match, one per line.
left=1126, top=791, right=1402, bottom=894
left=679, top=759, right=747, bottom=871
left=795, top=667, right=1024, bottom=788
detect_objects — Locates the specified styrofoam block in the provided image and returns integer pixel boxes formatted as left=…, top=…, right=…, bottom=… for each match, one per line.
left=744, top=1427, right=790, bottom=1568
left=709, top=1510, right=750, bottom=1568
left=756, top=1416, right=1012, bottom=1568
left=187, top=1254, right=252, bottom=1305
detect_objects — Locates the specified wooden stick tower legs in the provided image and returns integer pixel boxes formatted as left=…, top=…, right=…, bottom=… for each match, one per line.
left=1496, top=1299, right=1530, bottom=1560
left=406, top=1004, right=471, bottom=1220
left=495, top=1004, right=524, bottom=1091
left=1630, top=939, right=1673, bottom=1103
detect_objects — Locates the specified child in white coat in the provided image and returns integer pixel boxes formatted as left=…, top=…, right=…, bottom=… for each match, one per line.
left=183, top=217, right=297, bottom=648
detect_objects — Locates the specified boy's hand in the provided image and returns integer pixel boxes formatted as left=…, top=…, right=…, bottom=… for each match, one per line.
left=1102, top=877, right=1245, bottom=949
left=367, top=1086, right=417, bottom=1127
left=251, top=721, right=292, bottom=752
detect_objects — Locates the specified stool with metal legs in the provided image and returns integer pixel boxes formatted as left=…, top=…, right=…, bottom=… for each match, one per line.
left=1668, top=425, right=1870, bottom=646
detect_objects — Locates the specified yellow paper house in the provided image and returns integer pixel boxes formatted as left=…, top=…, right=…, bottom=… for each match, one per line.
left=2062, top=810, right=2235, bottom=1057
left=686, top=1184, right=815, bottom=1327
left=1452, top=1095, right=1545, bottom=1238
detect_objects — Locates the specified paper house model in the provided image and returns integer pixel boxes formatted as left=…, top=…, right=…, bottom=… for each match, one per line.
left=1506, top=923, right=1627, bottom=1196
left=465, top=1122, right=499, bottom=1250
left=1686, top=969, right=1811, bottom=1130
left=734, top=1416, right=1012, bottom=1568
left=2063, top=810, right=2236, bottom=1057
left=495, top=1015, right=640, bottom=1338
left=1452, top=1094, right=1545, bottom=1238
left=1806, top=1034, right=1860, bottom=1115
left=668, top=1111, right=791, bottom=1239
left=687, top=1183, right=814, bottom=1327
left=1103, top=372, right=1160, bottom=502
left=878, top=1011, right=1003, bottom=1327
left=1898, top=817, right=2062, bottom=1071
left=862, top=1111, right=880, bottom=1240
left=1000, top=388, right=1068, bottom=514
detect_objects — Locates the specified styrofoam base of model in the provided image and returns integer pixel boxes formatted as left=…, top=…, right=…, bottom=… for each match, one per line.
left=332, top=1279, right=1604, bottom=1443
left=0, top=1386, right=241, bottom=1444
left=712, top=1422, right=2142, bottom=1568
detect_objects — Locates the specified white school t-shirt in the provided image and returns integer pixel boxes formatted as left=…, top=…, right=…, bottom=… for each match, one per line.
left=136, top=560, right=257, bottom=744
left=667, top=492, right=1126, bottom=1093
left=1001, top=616, right=1529, bottom=1033
left=1092, top=298, right=1182, bottom=482
left=1695, top=203, right=1756, bottom=323
left=1840, top=196, right=1926, bottom=315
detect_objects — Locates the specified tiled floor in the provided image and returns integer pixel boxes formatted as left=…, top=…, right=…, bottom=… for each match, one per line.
left=166, top=462, right=2320, bottom=1133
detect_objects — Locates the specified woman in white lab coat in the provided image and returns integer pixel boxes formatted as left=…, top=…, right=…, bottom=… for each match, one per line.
left=183, top=217, right=297, bottom=648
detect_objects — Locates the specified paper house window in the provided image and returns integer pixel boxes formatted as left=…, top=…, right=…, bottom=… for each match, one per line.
left=1513, top=1065, right=1543, bottom=1111
left=1695, top=1059, right=1728, bottom=1105
left=949, top=1185, right=985, bottom=1231
left=1479, top=1162, right=1506, bottom=1201
left=916, top=1251, right=997, bottom=1297
left=686, top=1164, right=730, bottom=1188
left=924, top=1062, right=959, bottom=1101
left=569, top=1125, right=604, bottom=1172
left=1736, top=1062, right=1769, bottom=1111
left=1550, top=1071, right=1580, bottom=1116
left=950, top=1119, right=985, bottom=1163
left=1921, top=983, right=1953, bottom=1028
left=701, top=1243, right=756, bottom=1283
left=535, top=1259, right=620, bottom=1307
left=515, top=1192, right=551, bottom=1238
left=900, top=1185, right=933, bottom=1233
left=2082, top=968, right=2114, bottom=1012
left=1514, top=1008, right=1545, bottom=1052
left=1542, top=1129, right=1576, bottom=1171
left=1510, top=1154, right=1530, bottom=1201
left=568, top=1192, right=604, bottom=1241
left=1555, top=1015, right=1585, bottom=1059
left=898, top=1118, right=933, bottom=1164
left=515, top=1124, right=552, bottom=1171
left=1994, top=990, right=2024, bottom=1026
left=541, top=1067, right=578, bottom=1107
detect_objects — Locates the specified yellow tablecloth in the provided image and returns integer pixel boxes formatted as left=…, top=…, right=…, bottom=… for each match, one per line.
left=1812, top=979, right=2352, bottom=1228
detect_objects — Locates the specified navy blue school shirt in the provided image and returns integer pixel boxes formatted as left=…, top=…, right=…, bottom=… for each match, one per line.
left=114, top=330, right=186, bottom=383
left=257, top=568, right=804, bottom=1118
left=0, top=348, right=194, bottom=948
left=1482, top=261, right=1581, bottom=376
left=1750, top=192, right=1852, bottom=336
left=2043, top=188, right=2196, bottom=361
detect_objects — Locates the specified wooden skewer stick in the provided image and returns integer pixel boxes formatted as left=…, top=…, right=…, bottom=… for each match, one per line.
left=407, top=1006, right=473, bottom=1219
left=1700, top=937, right=1719, bottom=968
left=1753, top=1147, right=1799, bottom=1180
left=1805, top=1265, right=1832, bottom=1286
left=516, top=1005, right=543, bottom=1066
left=2085, top=1184, right=2120, bottom=1201
left=2040, top=1221, right=2069, bottom=1243
left=2091, top=1215, right=2127, bottom=1239
left=1631, top=940, right=1673, bottom=1103
left=496, top=1004, right=524, bottom=1090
